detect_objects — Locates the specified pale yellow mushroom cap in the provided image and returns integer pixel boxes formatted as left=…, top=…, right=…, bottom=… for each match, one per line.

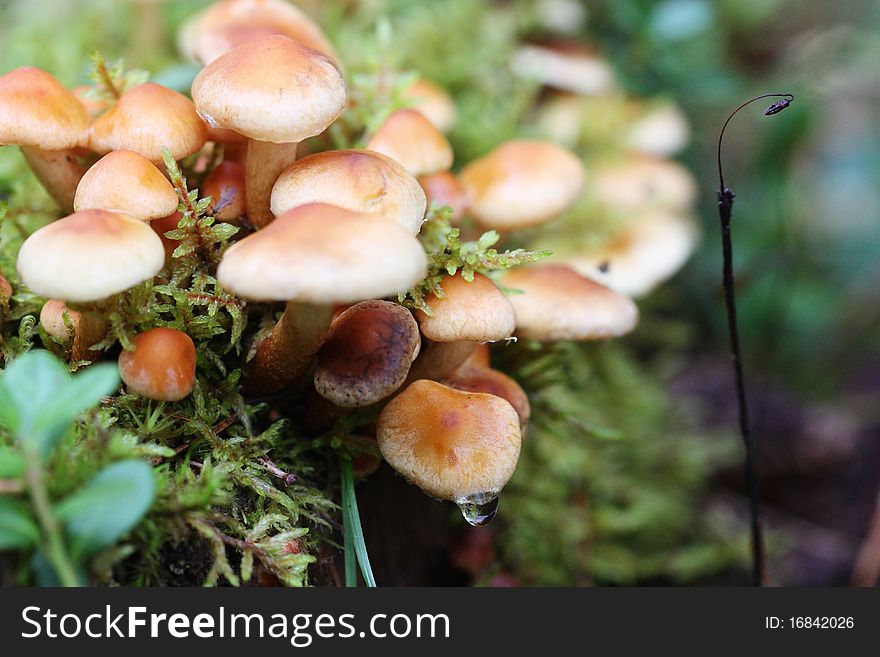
left=216, top=203, right=427, bottom=303
left=562, top=212, right=698, bottom=298
left=501, top=265, right=638, bottom=340
left=511, top=40, right=615, bottom=95
left=366, top=109, right=453, bottom=176
left=402, top=78, right=457, bottom=133
left=460, top=140, right=585, bottom=230
left=74, top=150, right=178, bottom=220
left=625, top=102, right=690, bottom=158
left=590, top=155, right=697, bottom=212
left=17, top=209, right=165, bottom=302
left=178, top=0, right=340, bottom=67
left=270, top=149, right=426, bottom=234
left=191, top=35, right=346, bottom=144
left=377, top=379, right=522, bottom=502
left=88, top=83, right=207, bottom=163
left=417, top=273, right=515, bottom=343
left=0, top=67, right=88, bottom=150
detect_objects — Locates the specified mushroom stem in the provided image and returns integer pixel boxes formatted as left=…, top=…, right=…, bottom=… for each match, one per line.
left=41, top=300, right=108, bottom=363
left=70, top=309, right=109, bottom=363
left=20, top=146, right=84, bottom=213
left=245, top=300, right=334, bottom=395
left=245, top=140, right=298, bottom=229
left=403, top=339, right=476, bottom=385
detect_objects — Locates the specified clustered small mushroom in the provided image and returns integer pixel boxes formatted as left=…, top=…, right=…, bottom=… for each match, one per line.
left=0, top=0, right=694, bottom=531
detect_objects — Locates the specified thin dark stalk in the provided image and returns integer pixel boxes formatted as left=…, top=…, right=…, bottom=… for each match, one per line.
left=716, top=92, right=794, bottom=587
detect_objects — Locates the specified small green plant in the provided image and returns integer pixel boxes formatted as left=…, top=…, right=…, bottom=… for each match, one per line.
left=0, top=350, right=155, bottom=586
left=401, top=207, right=551, bottom=313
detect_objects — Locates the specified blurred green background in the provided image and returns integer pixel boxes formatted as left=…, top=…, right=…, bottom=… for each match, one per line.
left=1, top=0, right=879, bottom=586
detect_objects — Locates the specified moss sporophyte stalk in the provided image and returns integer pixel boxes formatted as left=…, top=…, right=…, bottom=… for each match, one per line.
left=0, top=0, right=738, bottom=587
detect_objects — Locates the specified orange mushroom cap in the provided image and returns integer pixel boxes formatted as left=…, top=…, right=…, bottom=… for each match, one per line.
left=377, top=379, right=521, bottom=504
left=118, top=327, right=197, bottom=401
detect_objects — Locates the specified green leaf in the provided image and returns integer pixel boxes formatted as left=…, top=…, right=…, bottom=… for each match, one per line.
left=0, top=446, right=25, bottom=478
left=55, top=460, right=156, bottom=557
left=0, top=350, right=69, bottom=450
left=0, top=498, right=39, bottom=550
left=0, top=352, right=118, bottom=456
left=35, top=363, right=119, bottom=442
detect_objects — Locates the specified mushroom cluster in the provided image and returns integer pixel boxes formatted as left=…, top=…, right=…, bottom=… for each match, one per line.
left=515, top=38, right=700, bottom=298
left=0, top=0, right=689, bottom=529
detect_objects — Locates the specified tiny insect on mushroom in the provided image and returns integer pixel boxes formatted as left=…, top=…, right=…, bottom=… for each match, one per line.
left=202, top=160, right=246, bottom=225
left=178, top=0, right=341, bottom=68
left=191, top=35, right=347, bottom=229
left=88, top=82, right=208, bottom=164
left=406, top=272, right=515, bottom=383
left=377, top=379, right=522, bottom=526
left=314, top=300, right=420, bottom=408
left=270, top=149, right=426, bottom=235
left=17, top=209, right=165, bottom=303
left=418, top=171, right=469, bottom=224
left=560, top=211, right=698, bottom=298
left=74, top=150, right=178, bottom=221
left=459, top=140, right=585, bottom=232
left=118, top=327, right=197, bottom=401
left=366, top=109, right=453, bottom=177
left=0, top=67, right=90, bottom=213
left=216, top=203, right=427, bottom=396
left=590, top=155, right=697, bottom=213
left=402, top=78, right=457, bottom=133
left=39, top=299, right=108, bottom=364
left=501, top=265, right=638, bottom=341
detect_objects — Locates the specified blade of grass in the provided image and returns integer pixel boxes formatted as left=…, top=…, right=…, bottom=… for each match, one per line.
left=340, top=458, right=357, bottom=587
left=340, top=457, right=376, bottom=587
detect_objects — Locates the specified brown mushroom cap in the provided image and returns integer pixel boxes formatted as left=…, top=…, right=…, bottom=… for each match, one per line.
left=442, top=365, right=531, bottom=431
left=191, top=35, right=346, bottom=144
left=0, top=274, right=12, bottom=299
left=0, top=67, right=89, bottom=150
left=216, top=203, right=427, bottom=303
left=590, top=155, right=696, bottom=212
left=502, top=265, right=638, bottom=340
left=417, top=272, right=515, bottom=343
left=17, top=209, right=165, bottom=302
left=118, top=327, right=197, bottom=401
left=202, top=160, right=246, bottom=224
left=460, top=140, right=585, bottom=230
left=270, top=149, right=426, bottom=234
left=366, top=109, right=453, bottom=176
left=402, top=78, right=457, bottom=133
left=314, top=300, right=420, bottom=407
left=88, top=83, right=207, bottom=163
left=74, top=150, right=178, bottom=220
left=178, top=0, right=340, bottom=67
left=377, top=379, right=521, bottom=502
left=419, top=171, right=468, bottom=224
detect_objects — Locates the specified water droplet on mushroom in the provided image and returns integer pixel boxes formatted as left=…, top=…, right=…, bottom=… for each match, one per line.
left=456, top=492, right=500, bottom=526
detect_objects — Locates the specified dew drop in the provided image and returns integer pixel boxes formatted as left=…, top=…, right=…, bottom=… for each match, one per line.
left=456, top=491, right=500, bottom=526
